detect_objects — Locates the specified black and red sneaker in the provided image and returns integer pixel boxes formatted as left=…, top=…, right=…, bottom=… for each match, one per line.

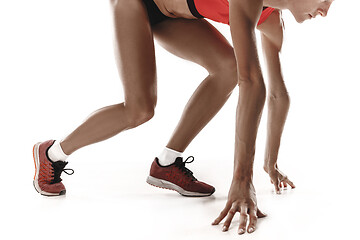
left=146, top=156, right=215, bottom=197
left=33, top=140, right=74, bottom=196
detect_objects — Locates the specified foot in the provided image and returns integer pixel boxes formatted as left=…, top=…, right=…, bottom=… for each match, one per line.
left=33, top=140, right=74, bottom=196
left=146, top=156, right=215, bottom=197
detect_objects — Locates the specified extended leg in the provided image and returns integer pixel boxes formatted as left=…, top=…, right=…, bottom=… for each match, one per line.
left=61, top=0, right=157, bottom=155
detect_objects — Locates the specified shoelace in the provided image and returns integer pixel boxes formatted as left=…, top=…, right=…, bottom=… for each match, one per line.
left=174, top=156, right=197, bottom=181
left=51, top=161, right=74, bottom=184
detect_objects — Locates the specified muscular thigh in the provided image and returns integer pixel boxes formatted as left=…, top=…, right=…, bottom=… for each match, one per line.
left=152, top=18, right=236, bottom=74
left=113, top=0, right=157, bottom=107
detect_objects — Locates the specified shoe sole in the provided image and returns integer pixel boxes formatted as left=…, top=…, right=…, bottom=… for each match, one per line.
left=33, top=142, right=66, bottom=196
left=146, top=176, right=214, bottom=197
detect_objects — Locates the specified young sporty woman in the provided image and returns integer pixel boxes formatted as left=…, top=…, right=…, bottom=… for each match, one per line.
left=32, top=0, right=333, bottom=234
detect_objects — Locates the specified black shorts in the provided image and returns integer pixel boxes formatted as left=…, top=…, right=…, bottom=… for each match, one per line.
left=142, top=0, right=171, bottom=26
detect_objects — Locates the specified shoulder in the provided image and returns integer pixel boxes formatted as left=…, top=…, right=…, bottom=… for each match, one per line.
left=257, top=9, right=283, bottom=33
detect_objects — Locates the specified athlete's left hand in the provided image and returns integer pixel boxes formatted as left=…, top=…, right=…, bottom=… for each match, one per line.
left=265, top=164, right=296, bottom=194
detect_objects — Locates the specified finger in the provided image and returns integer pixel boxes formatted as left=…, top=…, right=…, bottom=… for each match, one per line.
left=278, top=180, right=283, bottom=190
left=212, top=203, right=231, bottom=225
left=283, top=181, right=288, bottom=188
left=247, top=208, right=258, bottom=233
left=273, top=178, right=281, bottom=194
left=257, top=208, right=267, bottom=218
left=285, top=178, right=296, bottom=188
left=238, top=205, right=248, bottom=235
left=223, top=205, right=238, bottom=231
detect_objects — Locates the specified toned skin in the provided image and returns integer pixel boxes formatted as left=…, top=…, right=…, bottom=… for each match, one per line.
left=149, top=0, right=333, bottom=234
left=211, top=0, right=334, bottom=234
left=61, top=1, right=238, bottom=155
left=57, top=0, right=333, bottom=234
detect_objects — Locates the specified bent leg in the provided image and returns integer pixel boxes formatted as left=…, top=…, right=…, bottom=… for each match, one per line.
left=152, top=18, right=238, bottom=152
left=61, top=0, right=157, bottom=155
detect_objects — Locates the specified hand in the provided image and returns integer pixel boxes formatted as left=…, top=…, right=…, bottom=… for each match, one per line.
left=212, top=180, right=266, bottom=234
left=264, top=163, right=296, bottom=194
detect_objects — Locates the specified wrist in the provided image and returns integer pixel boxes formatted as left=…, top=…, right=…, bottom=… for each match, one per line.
left=233, top=164, right=253, bottom=182
left=233, top=171, right=253, bottom=183
left=264, top=159, right=277, bottom=172
left=230, top=178, right=255, bottom=192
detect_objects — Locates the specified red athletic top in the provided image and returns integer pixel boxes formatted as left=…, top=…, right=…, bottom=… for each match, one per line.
left=187, top=0, right=275, bottom=26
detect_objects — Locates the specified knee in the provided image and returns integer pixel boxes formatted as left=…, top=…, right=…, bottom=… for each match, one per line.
left=209, top=57, right=238, bottom=93
left=126, top=103, right=156, bottom=128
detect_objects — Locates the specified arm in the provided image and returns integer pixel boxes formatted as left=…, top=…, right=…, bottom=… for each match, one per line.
left=259, top=11, right=295, bottom=193
left=231, top=0, right=266, bottom=180
left=213, top=0, right=267, bottom=234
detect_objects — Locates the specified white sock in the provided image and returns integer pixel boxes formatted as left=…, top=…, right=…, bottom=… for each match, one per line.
left=48, top=140, right=69, bottom=162
left=158, top=147, right=182, bottom=166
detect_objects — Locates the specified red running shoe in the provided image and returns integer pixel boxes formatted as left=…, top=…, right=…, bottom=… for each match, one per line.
left=147, top=156, right=215, bottom=197
left=33, top=140, right=74, bottom=196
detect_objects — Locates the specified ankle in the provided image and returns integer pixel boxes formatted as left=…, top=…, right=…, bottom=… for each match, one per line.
left=158, top=147, right=182, bottom=166
left=48, top=140, right=69, bottom=162
left=59, top=139, right=73, bottom=156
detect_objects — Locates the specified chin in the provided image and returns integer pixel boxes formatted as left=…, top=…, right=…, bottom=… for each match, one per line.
left=298, top=19, right=306, bottom=23
left=291, top=12, right=307, bottom=23
left=295, top=16, right=307, bottom=24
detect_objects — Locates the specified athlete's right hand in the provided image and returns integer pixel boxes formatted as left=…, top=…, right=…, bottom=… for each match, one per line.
left=212, top=180, right=266, bottom=234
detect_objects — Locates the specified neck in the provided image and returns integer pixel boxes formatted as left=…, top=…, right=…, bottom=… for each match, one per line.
left=263, top=0, right=291, bottom=9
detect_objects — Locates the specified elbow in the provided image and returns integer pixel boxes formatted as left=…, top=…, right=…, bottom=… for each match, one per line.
left=238, top=74, right=265, bottom=88
left=238, top=77, right=266, bottom=95
left=268, top=91, right=290, bottom=107
left=238, top=77, right=267, bottom=104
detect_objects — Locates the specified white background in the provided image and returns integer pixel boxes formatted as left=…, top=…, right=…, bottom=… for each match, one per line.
left=0, top=0, right=359, bottom=239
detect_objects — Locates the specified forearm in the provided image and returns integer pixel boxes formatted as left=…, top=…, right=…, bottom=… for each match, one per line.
left=264, top=91, right=290, bottom=170
left=229, top=0, right=265, bottom=182
left=260, top=28, right=289, bottom=170
left=234, top=82, right=266, bottom=181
